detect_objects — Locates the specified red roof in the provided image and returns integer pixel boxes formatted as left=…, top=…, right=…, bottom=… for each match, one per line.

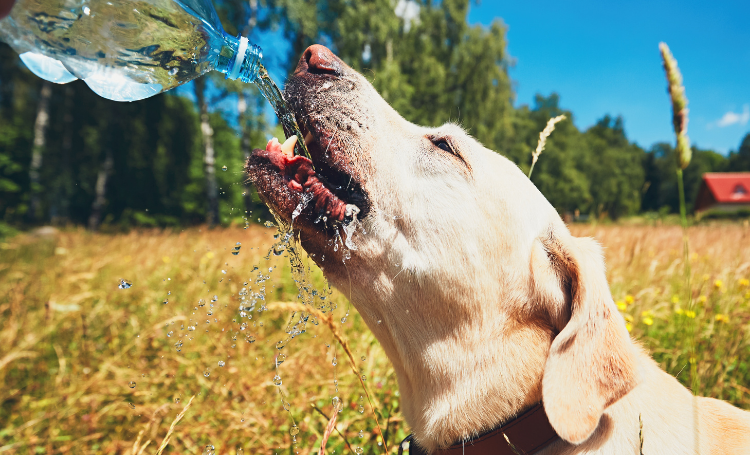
left=701, top=173, right=750, bottom=203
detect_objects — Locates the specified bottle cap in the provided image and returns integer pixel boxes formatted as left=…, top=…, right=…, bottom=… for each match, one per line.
left=228, top=36, right=249, bottom=80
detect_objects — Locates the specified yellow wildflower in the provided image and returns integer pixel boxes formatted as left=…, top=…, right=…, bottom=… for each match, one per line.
left=643, top=316, right=654, bottom=326
left=162, top=256, right=171, bottom=264
left=745, top=291, right=750, bottom=300
left=624, top=314, right=634, bottom=322
left=702, top=274, right=710, bottom=282
left=739, top=278, right=749, bottom=288
left=625, top=295, right=634, bottom=305
left=626, top=322, right=633, bottom=332
left=698, top=295, right=707, bottom=305
left=674, top=306, right=683, bottom=315
left=685, top=310, right=696, bottom=318
left=714, top=279, right=723, bottom=289
left=616, top=301, right=627, bottom=311
left=671, top=295, right=680, bottom=304
left=205, top=251, right=215, bottom=259
left=715, top=314, right=728, bottom=323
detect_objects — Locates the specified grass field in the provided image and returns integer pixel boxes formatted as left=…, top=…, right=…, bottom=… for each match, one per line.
left=1, top=222, right=749, bottom=454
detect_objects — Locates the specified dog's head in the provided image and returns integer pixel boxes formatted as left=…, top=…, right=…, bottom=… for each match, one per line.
left=247, top=45, right=639, bottom=448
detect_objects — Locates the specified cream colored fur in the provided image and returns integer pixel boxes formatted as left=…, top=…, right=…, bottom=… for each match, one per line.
left=271, top=52, right=750, bottom=454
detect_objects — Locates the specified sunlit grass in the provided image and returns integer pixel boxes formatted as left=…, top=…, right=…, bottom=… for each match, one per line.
left=571, top=223, right=750, bottom=406
left=0, top=225, right=402, bottom=454
left=0, top=223, right=749, bottom=454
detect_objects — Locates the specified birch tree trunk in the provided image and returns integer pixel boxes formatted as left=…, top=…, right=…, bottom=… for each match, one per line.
left=28, top=82, right=52, bottom=223
left=88, top=148, right=113, bottom=231
left=194, top=77, right=219, bottom=226
left=238, top=91, right=255, bottom=217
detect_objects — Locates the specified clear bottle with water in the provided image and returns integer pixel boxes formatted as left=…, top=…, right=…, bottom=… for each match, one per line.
left=0, top=0, right=263, bottom=101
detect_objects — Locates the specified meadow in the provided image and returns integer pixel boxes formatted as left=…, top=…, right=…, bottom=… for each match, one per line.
left=0, top=222, right=749, bottom=454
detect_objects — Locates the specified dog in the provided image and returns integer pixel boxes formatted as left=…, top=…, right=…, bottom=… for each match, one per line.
left=247, top=45, right=750, bottom=454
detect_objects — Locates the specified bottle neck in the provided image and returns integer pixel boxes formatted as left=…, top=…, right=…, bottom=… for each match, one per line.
left=217, top=33, right=263, bottom=83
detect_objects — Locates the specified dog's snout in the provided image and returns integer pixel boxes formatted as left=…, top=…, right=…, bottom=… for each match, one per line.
left=299, top=44, right=342, bottom=76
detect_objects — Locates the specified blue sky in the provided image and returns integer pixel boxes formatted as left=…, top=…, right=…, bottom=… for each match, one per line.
left=467, top=0, right=750, bottom=154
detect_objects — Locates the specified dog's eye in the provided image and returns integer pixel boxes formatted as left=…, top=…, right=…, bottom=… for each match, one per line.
left=433, top=139, right=453, bottom=154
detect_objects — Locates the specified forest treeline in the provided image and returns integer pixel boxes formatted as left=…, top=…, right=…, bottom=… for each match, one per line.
left=1, top=0, right=749, bottom=230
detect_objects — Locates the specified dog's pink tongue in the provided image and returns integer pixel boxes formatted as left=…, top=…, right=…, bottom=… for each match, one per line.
left=263, top=139, right=347, bottom=221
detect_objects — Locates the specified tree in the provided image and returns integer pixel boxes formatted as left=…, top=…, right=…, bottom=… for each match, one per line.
left=726, top=133, right=750, bottom=171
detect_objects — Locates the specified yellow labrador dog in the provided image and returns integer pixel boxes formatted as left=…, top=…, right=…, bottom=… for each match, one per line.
left=247, top=45, right=750, bottom=454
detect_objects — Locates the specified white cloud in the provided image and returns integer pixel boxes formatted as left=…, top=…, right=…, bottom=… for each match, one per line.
left=395, top=0, right=420, bottom=33
left=716, top=104, right=750, bottom=128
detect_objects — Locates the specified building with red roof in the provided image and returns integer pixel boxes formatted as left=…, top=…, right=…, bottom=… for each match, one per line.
left=694, top=173, right=750, bottom=213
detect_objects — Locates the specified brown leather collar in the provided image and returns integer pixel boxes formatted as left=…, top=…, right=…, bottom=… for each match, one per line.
left=400, top=403, right=560, bottom=455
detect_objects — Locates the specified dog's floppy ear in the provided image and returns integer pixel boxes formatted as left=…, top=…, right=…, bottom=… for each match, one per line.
left=540, top=233, right=640, bottom=444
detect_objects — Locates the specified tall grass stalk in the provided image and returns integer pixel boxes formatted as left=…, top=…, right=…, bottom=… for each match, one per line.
left=659, top=42, right=698, bottom=393
left=528, top=115, right=566, bottom=179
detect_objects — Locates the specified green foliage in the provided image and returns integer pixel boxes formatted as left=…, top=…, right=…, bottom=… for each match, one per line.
left=726, top=133, right=750, bottom=172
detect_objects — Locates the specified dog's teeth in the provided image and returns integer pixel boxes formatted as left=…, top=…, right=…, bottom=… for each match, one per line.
left=281, top=136, right=297, bottom=157
left=304, top=132, right=314, bottom=146
left=345, top=204, right=360, bottom=219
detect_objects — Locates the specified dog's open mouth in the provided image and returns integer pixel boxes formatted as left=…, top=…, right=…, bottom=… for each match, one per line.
left=246, top=118, right=369, bottom=230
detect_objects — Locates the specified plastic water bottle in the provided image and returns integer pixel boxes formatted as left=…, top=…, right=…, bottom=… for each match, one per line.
left=0, top=0, right=263, bottom=101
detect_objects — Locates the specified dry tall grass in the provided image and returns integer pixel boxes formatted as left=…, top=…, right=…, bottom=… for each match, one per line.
left=1, top=223, right=749, bottom=454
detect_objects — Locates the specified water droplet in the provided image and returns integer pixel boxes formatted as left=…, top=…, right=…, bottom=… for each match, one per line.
left=359, top=405, right=365, bottom=414
left=163, top=299, right=168, bottom=305
left=332, top=356, right=337, bottom=366
left=331, top=396, right=340, bottom=408
left=361, top=356, right=366, bottom=361
left=361, top=375, right=366, bottom=381
left=175, top=397, right=181, bottom=404
left=218, top=360, right=225, bottom=367
left=204, top=368, right=210, bottom=378
left=167, top=331, right=173, bottom=337
left=290, top=425, right=299, bottom=436
left=236, top=448, right=243, bottom=455
left=277, top=353, right=287, bottom=364
left=355, top=447, right=364, bottom=454
left=168, top=67, right=179, bottom=76
left=264, top=221, right=275, bottom=228
left=118, top=279, right=132, bottom=289
left=272, top=375, right=282, bottom=386
left=174, top=340, right=183, bottom=351
left=203, top=445, right=216, bottom=455
left=358, top=430, right=364, bottom=438
left=129, top=402, right=136, bottom=409
left=221, top=165, right=228, bottom=171
left=246, top=335, right=255, bottom=343
left=128, top=381, right=136, bottom=388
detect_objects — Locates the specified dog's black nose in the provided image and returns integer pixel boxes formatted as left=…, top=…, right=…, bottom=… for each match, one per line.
left=298, top=44, right=342, bottom=76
